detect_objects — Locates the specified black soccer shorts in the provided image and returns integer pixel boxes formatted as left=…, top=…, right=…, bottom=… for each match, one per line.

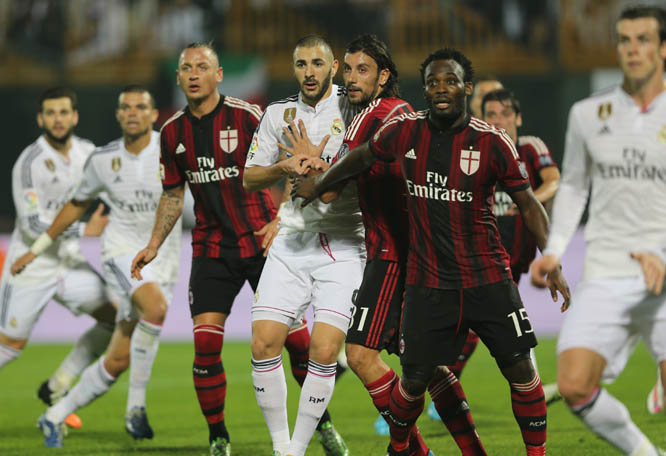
left=345, top=259, right=405, bottom=354
left=188, top=254, right=265, bottom=317
left=399, top=279, right=537, bottom=367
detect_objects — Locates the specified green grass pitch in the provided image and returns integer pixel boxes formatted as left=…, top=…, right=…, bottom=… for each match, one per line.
left=1, top=338, right=663, bottom=455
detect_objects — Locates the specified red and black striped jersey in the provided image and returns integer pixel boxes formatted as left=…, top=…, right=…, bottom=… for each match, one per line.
left=343, top=97, right=413, bottom=262
left=369, top=113, right=530, bottom=289
left=495, top=136, right=557, bottom=278
left=160, top=95, right=276, bottom=259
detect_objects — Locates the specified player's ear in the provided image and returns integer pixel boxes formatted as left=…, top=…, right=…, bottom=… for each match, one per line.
left=378, top=68, right=390, bottom=87
left=151, top=109, right=159, bottom=123
left=331, top=59, right=339, bottom=77
left=36, top=112, right=43, bottom=128
left=217, top=67, right=223, bottom=84
left=516, top=112, right=523, bottom=128
left=464, top=81, right=473, bottom=96
left=176, top=69, right=181, bottom=86
left=72, top=109, right=79, bottom=127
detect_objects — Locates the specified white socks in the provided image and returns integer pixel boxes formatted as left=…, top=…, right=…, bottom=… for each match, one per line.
left=0, top=342, right=20, bottom=369
left=571, top=387, right=654, bottom=455
left=46, top=356, right=116, bottom=424
left=48, top=322, right=113, bottom=398
left=252, top=354, right=290, bottom=454
left=288, top=360, right=337, bottom=456
left=127, top=319, right=162, bottom=413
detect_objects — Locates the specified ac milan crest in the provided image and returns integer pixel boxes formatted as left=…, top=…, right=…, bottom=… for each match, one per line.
left=460, top=149, right=480, bottom=175
left=219, top=129, right=238, bottom=153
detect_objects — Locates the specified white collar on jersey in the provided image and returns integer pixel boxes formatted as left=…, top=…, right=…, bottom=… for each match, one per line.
left=297, top=83, right=339, bottom=113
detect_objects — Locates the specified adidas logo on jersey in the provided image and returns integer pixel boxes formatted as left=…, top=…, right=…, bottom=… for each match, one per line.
left=598, top=125, right=611, bottom=135
left=405, top=149, right=417, bottom=159
left=175, top=143, right=186, bottom=154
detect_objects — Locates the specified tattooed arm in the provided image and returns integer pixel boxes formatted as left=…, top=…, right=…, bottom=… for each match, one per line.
left=131, top=184, right=184, bottom=280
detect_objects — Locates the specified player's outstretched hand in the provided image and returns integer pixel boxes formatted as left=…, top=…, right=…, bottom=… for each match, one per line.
left=531, top=255, right=570, bottom=312
left=84, top=203, right=109, bottom=237
left=631, top=251, right=665, bottom=295
left=291, top=175, right=319, bottom=208
left=10, top=252, right=36, bottom=275
left=254, top=216, right=280, bottom=257
left=131, top=247, right=157, bottom=280
left=277, top=120, right=330, bottom=158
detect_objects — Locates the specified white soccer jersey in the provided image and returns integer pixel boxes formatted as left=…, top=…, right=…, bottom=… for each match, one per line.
left=545, top=86, right=666, bottom=279
left=245, top=84, right=364, bottom=237
left=74, top=131, right=181, bottom=284
left=7, top=135, right=95, bottom=283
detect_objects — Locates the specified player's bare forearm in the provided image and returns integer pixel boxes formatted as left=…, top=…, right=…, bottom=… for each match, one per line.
left=313, top=142, right=375, bottom=194
left=148, top=185, right=184, bottom=250
left=47, top=200, right=91, bottom=239
left=243, top=164, right=286, bottom=193
left=533, top=166, right=560, bottom=203
left=512, top=187, right=549, bottom=251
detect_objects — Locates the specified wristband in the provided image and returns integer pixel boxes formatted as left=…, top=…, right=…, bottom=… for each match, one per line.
left=29, top=232, right=53, bottom=255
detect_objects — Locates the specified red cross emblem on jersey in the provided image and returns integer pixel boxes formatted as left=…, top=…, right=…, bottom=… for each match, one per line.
left=219, top=129, right=238, bottom=153
left=460, top=149, right=480, bottom=175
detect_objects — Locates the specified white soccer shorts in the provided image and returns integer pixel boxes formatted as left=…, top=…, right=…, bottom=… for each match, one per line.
left=0, top=262, right=109, bottom=339
left=557, top=276, right=666, bottom=382
left=252, top=230, right=366, bottom=333
left=102, top=253, right=175, bottom=323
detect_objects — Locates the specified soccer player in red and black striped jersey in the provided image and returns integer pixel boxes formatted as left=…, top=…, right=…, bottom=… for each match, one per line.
left=441, top=89, right=562, bottom=385
left=482, top=89, right=560, bottom=283
left=131, top=42, right=325, bottom=456
left=292, top=48, right=570, bottom=456
left=335, top=34, right=486, bottom=456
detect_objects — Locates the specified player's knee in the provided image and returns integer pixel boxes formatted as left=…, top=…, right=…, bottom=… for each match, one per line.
left=401, top=363, right=437, bottom=396
left=557, top=374, right=596, bottom=405
left=345, top=343, right=379, bottom=373
left=309, top=340, right=340, bottom=365
left=141, top=300, right=167, bottom=324
left=250, top=334, right=282, bottom=360
left=497, top=352, right=535, bottom=384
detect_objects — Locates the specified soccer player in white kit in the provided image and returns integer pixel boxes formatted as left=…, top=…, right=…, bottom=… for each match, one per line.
left=243, top=35, right=364, bottom=456
left=532, top=6, right=666, bottom=455
left=12, top=86, right=181, bottom=448
left=0, top=87, right=115, bottom=424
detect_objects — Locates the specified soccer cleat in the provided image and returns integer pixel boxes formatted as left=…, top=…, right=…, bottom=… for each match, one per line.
left=543, top=382, right=563, bottom=406
left=124, top=406, right=154, bottom=440
left=647, top=375, right=664, bottom=415
left=64, top=413, right=82, bottom=429
left=386, top=443, right=410, bottom=456
left=209, top=436, right=231, bottom=456
left=37, top=380, right=82, bottom=429
left=375, top=414, right=389, bottom=435
left=37, top=413, right=65, bottom=448
left=427, top=401, right=441, bottom=421
left=317, top=420, right=349, bottom=456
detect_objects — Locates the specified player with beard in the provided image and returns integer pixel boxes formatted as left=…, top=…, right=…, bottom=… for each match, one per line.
left=292, top=48, right=570, bottom=456
left=243, top=35, right=361, bottom=456
left=283, top=34, right=487, bottom=456
left=0, top=87, right=115, bottom=431
left=12, top=86, right=182, bottom=448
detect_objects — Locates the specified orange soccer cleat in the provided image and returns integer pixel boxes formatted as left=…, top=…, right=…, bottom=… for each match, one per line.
left=64, top=413, right=82, bottom=429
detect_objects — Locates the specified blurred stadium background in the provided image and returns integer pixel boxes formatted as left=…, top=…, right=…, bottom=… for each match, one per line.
left=0, top=0, right=658, bottom=341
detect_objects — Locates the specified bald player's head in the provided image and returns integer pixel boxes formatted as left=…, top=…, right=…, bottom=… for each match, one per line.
left=469, top=77, right=503, bottom=117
